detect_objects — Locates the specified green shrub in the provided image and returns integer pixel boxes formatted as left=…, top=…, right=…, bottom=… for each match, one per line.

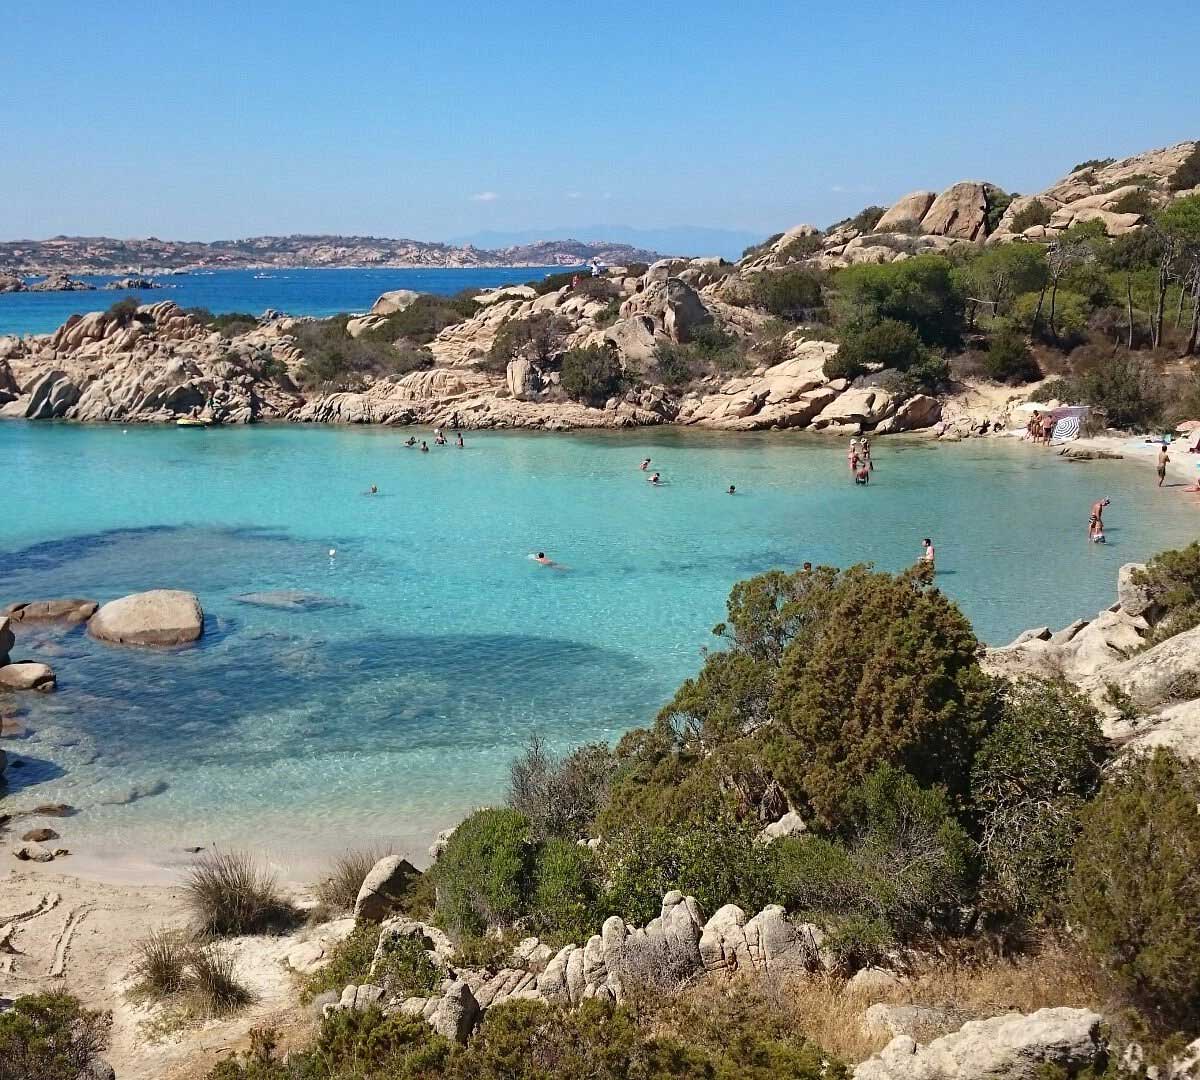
left=1073, top=158, right=1115, bottom=173
left=769, top=566, right=996, bottom=823
left=1052, top=349, right=1163, bottom=431
left=1069, top=749, right=1200, bottom=1028
left=1010, top=199, right=1053, bottom=232
left=742, top=232, right=784, bottom=260
left=985, top=188, right=1015, bottom=234
left=184, top=850, right=297, bottom=937
left=1013, top=289, right=1090, bottom=344
left=828, top=318, right=926, bottom=381
left=434, top=808, right=535, bottom=938
left=559, top=344, right=625, bottom=405
left=624, top=261, right=650, bottom=277
left=834, top=255, right=965, bottom=348
left=594, top=297, right=622, bottom=327
left=897, top=351, right=951, bottom=395
left=531, top=838, right=602, bottom=941
left=292, top=318, right=434, bottom=390
left=775, top=234, right=825, bottom=262
left=772, top=766, right=971, bottom=946
left=486, top=313, right=570, bottom=366
left=600, top=818, right=769, bottom=926
left=376, top=293, right=479, bottom=342
left=827, top=205, right=886, bottom=234
left=1133, top=542, right=1200, bottom=644
left=1169, top=144, right=1200, bottom=192
left=749, top=268, right=826, bottom=320
left=372, top=933, right=442, bottom=998
left=302, top=919, right=381, bottom=1001
left=508, top=735, right=615, bottom=841
left=106, top=295, right=141, bottom=327
left=984, top=326, right=1041, bottom=383
left=1110, top=189, right=1154, bottom=216
left=972, top=678, right=1107, bottom=921
left=0, top=992, right=110, bottom=1080
left=652, top=340, right=703, bottom=387
left=530, top=270, right=617, bottom=298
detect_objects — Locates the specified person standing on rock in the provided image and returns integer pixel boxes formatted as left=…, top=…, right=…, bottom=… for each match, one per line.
left=1158, top=445, right=1170, bottom=487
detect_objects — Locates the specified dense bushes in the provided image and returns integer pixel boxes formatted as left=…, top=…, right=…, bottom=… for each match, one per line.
left=1042, top=350, right=1162, bottom=430
left=834, top=255, right=965, bottom=348
left=0, top=993, right=110, bottom=1080
left=1132, top=541, right=1200, bottom=643
left=370, top=293, right=479, bottom=343
left=559, top=344, right=625, bottom=404
left=652, top=324, right=747, bottom=386
left=1070, top=749, right=1200, bottom=1028
left=984, top=326, right=1042, bottom=383
left=434, top=808, right=536, bottom=938
left=292, top=318, right=433, bottom=390
left=824, top=318, right=926, bottom=382
left=1010, top=199, right=1053, bottom=232
left=769, top=566, right=994, bottom=822
left=486, top=312, right=570, bottom=366
left=210, top=991, right=845, bottom=1080
left=749, top=267, right=826, bottom=320
left=531, top=838, right=603, bottom=941
left=771, top=767, right=971, bottom=960
left=600, top=818, right=769, bottom=926
left=1170, top=143, right=1200, bottom=191
left=186, top=307, right=260, bottom=336
left=972, top=679, right=1107, bottom=921
left=508, top=736, right=615, bottom=841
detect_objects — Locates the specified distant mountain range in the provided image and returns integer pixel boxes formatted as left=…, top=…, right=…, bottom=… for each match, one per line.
left=0, top=234, right=667, bottom=275
left=452, top=225, right=765, bottom=262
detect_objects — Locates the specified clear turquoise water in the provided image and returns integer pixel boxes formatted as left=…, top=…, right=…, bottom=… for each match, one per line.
left=3, top=423, right=1196, bottom=876
left=0, top=267, right=563, bottom=336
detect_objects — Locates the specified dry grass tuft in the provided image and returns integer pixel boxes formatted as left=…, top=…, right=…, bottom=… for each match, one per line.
left=185, top=850, right=298, bottom=937
left=186, top=944, right=254, bottom=1016
left=132, top=929, right=191, bottom=998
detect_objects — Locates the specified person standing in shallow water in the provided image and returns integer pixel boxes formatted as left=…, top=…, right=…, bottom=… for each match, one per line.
left=921, top=538, right=935, bottom=568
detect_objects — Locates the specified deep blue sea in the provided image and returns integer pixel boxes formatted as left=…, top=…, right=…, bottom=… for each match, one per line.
left=3, top=422, right=1197, bottom=879
left=0, top=267, right=564, bottom=337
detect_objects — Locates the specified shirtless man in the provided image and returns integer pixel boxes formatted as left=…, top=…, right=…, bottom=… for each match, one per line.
left=1158, top=445, right=1170, bottom=487
left=640, top=458, right=652, bottom=471
left=1090, top=497, right=1110, bottom=534
left=921, top=538, right=935, bottom=567
left=648, top=472, right=661, bottom=485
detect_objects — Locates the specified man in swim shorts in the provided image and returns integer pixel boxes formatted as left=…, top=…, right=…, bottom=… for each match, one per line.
left=1158, top=445, right=1170, bottom=487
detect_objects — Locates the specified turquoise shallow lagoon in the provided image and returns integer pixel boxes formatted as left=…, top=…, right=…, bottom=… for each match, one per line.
left=2, top=423, right=1197, bottom=877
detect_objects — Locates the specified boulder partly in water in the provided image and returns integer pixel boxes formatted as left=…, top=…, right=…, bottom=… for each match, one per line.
left=88, top=590, right=204, bottom=646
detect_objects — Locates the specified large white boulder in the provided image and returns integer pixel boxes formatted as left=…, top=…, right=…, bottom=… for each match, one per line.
left=853, top=1007, right=1106, bottom=1080
left=88, top=590, right=204, bottom=647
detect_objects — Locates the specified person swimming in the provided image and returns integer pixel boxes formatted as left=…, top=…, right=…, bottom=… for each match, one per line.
left=648, top=472, right=661, bottom=484
left=368, top=485, right=378, bottom=495
left=456, top=433, right=465, bottom=448
left=530, top=551, right=567, bottom=569
left=727, top=485, right=736, bottom=495
left=854, top=464, right=870, bottom=485
left=420, top=441, right=429, bottom=452
left=640, top=458, right=651, bottom=471
left=404, top=436, right=417, bottom=447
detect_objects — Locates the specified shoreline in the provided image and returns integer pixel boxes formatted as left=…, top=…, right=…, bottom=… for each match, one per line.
left=3, top=429, right=1194, bottom=895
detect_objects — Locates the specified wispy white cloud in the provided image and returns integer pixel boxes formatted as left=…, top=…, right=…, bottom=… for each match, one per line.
left=566, top=191, right=584, bottom=200
left=471, top=191, right=499, bottom=202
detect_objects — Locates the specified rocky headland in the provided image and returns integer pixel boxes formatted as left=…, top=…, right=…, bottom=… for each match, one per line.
left=2, top=140, right=1196, bottom=439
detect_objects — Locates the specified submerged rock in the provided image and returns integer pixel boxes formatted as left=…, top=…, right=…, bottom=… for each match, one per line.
left=88, top=589, right=204, bottom=646
left=234, top=590, right=346, bottom=611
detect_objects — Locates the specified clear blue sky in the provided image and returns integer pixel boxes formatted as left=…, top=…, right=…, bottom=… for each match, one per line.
left=4, top=0, right=1197, bottom=243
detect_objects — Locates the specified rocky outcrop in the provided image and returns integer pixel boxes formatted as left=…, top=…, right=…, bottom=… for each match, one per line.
left=919, top=183, right=991, bottom=241
left=1, top=599, right=99, bottom=624
left=370, top=289, right=421, bottom=316
left=104, top=277, right=161, bottom=290
left=88, top=590, right=204, bottom=647
left=0, top=663, right=57, bottom=692
left=874, top=192, right=937, bottom=232
left=28, top=271, right=94, bottom=292
left=853, top=1007, right=1106, bottom=1080
left=0, top=617, right=13, bottom=666
left=354, top=855, right=420, bottom=921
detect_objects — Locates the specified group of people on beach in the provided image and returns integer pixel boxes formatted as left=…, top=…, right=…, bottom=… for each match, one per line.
left=1025, top=411, right=1056, bottom=445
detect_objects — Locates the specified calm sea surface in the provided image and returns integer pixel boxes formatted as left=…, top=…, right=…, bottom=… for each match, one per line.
left=0, top=267, right=563, bottom=336
left=3, top=423, right=1196, bottom=876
